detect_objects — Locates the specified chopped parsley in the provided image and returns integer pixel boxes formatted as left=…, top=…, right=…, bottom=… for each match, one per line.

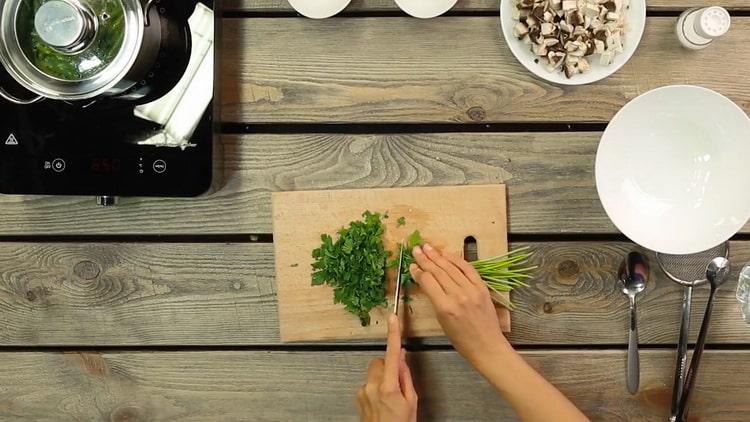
left=312, top=211, right=391, bottom=326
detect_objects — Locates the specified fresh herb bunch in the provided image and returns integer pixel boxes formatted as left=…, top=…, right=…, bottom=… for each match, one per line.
left=472, top=247, right=536, bottom=309
left=388, top=230, right=423, bottom=303
left=312, top=211, right=391, bottom=326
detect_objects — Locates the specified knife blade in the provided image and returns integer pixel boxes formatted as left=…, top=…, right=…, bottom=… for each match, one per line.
left=392, top=241, right=405, bottom=315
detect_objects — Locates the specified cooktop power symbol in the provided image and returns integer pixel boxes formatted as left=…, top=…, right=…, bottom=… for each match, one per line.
left=153, top=159, right=167, bottom=174
left=51, top=158, right=66, bottom=173
left=5, top=133, right=18, bottom=145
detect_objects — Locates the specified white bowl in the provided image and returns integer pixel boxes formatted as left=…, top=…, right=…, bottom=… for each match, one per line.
left=395, top=0, right=458, bottom=18
left=287, top=0, right=351, bottom=19
left=596, top=85, right=750, bottom=254
left=499, top=0, right=646, bottom=85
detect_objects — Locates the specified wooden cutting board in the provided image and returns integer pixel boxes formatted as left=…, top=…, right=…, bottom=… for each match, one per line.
left=272, top=185, right=510, bottom=342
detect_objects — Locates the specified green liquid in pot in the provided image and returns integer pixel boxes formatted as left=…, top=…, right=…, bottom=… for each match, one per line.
left=16, top=0, right=126, bottom=81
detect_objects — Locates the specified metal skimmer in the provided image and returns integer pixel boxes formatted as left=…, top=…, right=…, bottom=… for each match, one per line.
left=657, top=242, right=729, bottom=422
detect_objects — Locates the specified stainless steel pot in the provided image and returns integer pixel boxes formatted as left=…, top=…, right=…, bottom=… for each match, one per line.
left=0, top=0, right=183, bottom=103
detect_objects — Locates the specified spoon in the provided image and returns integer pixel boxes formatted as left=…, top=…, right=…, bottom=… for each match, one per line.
left=675, top=257, right=731, bottom=421
left=618, top=252, right=650, bottom=395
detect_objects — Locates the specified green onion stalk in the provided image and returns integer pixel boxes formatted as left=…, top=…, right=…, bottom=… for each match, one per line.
left=470, top=246, right=537, bottom=309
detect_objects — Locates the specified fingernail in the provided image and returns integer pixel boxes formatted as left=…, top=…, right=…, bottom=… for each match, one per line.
left=424, top=243, right=433, bottom=252
left=388, top=314, right=398, bottom=327
left=409, top=263, right=418, bottom=271
left=400, top=348, right=406, bottom=362
left=413, top=246, right=422, bottom=255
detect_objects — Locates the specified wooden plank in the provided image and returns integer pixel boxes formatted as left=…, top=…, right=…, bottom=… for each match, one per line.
left=0, top=132, right=747, bottom=235
left=226, top=0, right=750, bottom=12
left=0, top=241, right=748, bottom=346
left=273, top=185, right=510, bottom=342
left=225, top=17, right=750, bottom=123
left=0, top=132, right=602, bottom=235
left=0, top=133, right=750, bottom=236
left=1, top=349, right=749, bottom=421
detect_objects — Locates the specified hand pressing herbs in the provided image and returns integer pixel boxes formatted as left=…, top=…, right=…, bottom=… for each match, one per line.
left=394, top=235, right=535, bottom=309
left=312, top=211, right=390, bottom=326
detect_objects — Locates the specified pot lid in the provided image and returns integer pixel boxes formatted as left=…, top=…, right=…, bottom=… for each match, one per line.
left=0, top=0, right=144, bottom=100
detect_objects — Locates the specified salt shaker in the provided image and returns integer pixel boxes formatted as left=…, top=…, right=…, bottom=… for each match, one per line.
left=676, top=6, right=731, bottom=50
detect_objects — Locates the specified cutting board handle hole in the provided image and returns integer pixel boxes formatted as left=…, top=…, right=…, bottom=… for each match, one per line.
left=463, top=236, right=478, bottom=261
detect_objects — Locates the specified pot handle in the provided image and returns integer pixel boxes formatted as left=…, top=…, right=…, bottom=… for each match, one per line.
left=0, top=86, right=43, bottom=105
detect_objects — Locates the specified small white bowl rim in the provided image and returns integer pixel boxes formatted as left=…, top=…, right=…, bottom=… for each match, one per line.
left=287, top=0, right=352, bottom=19
left=394, top=0, right=459, bottom=19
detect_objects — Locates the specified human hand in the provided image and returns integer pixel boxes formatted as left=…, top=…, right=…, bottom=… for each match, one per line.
left=410, top=244, right=512, bottom=367
left=356, top=314, right=418, bottom=422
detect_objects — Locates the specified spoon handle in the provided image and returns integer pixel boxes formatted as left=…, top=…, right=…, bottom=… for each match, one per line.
left=675, top=288, right=717, bottom=421
left=627, top=294, right=640, bottom=394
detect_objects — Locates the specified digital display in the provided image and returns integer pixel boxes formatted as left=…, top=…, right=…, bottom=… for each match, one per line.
left=91, top=158, right=122, bottom=174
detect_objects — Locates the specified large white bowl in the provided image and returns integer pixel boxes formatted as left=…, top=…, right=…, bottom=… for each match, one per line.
left=499, top=0, right=646, bottom=85
left=596, top=85, right=750, bottom=254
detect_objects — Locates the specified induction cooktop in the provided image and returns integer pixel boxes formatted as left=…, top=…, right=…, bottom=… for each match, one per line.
left=0, top=0, right=219, bottom=205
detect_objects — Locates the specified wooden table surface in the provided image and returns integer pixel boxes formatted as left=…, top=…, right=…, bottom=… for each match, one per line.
left=1, top=1, right=750, bottom=421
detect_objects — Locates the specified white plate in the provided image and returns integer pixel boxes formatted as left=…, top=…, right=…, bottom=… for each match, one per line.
left=287, top=0, right=351, bottom=19
left=596, top=85, right=750, bottom=254
left=499, top=0, right=646, bottom=85
left=395, top=0, right=458, bottom=18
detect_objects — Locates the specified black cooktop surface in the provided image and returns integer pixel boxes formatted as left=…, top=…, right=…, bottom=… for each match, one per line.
left=0, top=0, right=216, bottom=198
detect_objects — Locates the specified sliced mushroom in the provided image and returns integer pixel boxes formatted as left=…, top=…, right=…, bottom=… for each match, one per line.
left=568, top=10, right=584, bottom=26
left=602, top=0, right=616, bottom=11
left=558, top=20, right=574, bottom=32
left=564, top=63, right=579, bottom=78
left=582, top=2, right=600, bottom=17
left=578, top=57, right=591, bottom=72
left=513, top=0, right=628, bottom=77
left=532, top=43, right=549, bottom=56
left=532, top=5, right=546, bottom=20
left=594, top=38, right=605, bottom=53
left=541, top=22, right=556, bottom=35
left=514, top=22, right=530, bottom=38
left=562, top=0, right=577, bottom=11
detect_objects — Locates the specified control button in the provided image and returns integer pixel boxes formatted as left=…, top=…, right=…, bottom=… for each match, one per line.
left=5, top=133, right=18, bottom=146
left=153, top=159, right=167, bottom=174
left=52, top=158, right=66, bottom=173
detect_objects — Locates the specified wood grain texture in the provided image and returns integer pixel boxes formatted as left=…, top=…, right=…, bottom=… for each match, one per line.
left=0, top=349, right=749, bottom=421
left=273, top=185, right=509, bottom=342
left=225, top=17, right=750, bottom=123
left=0, top=132, right=747, bottom=235
left=6, top=132, right=744, bottom=236
left=0, top=241, right=748, bottom=346
left=226, top=0, right=750, bottom=12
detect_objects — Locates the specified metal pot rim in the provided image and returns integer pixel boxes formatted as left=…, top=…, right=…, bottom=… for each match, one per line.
left=0, top=0, right=145, bottom=100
